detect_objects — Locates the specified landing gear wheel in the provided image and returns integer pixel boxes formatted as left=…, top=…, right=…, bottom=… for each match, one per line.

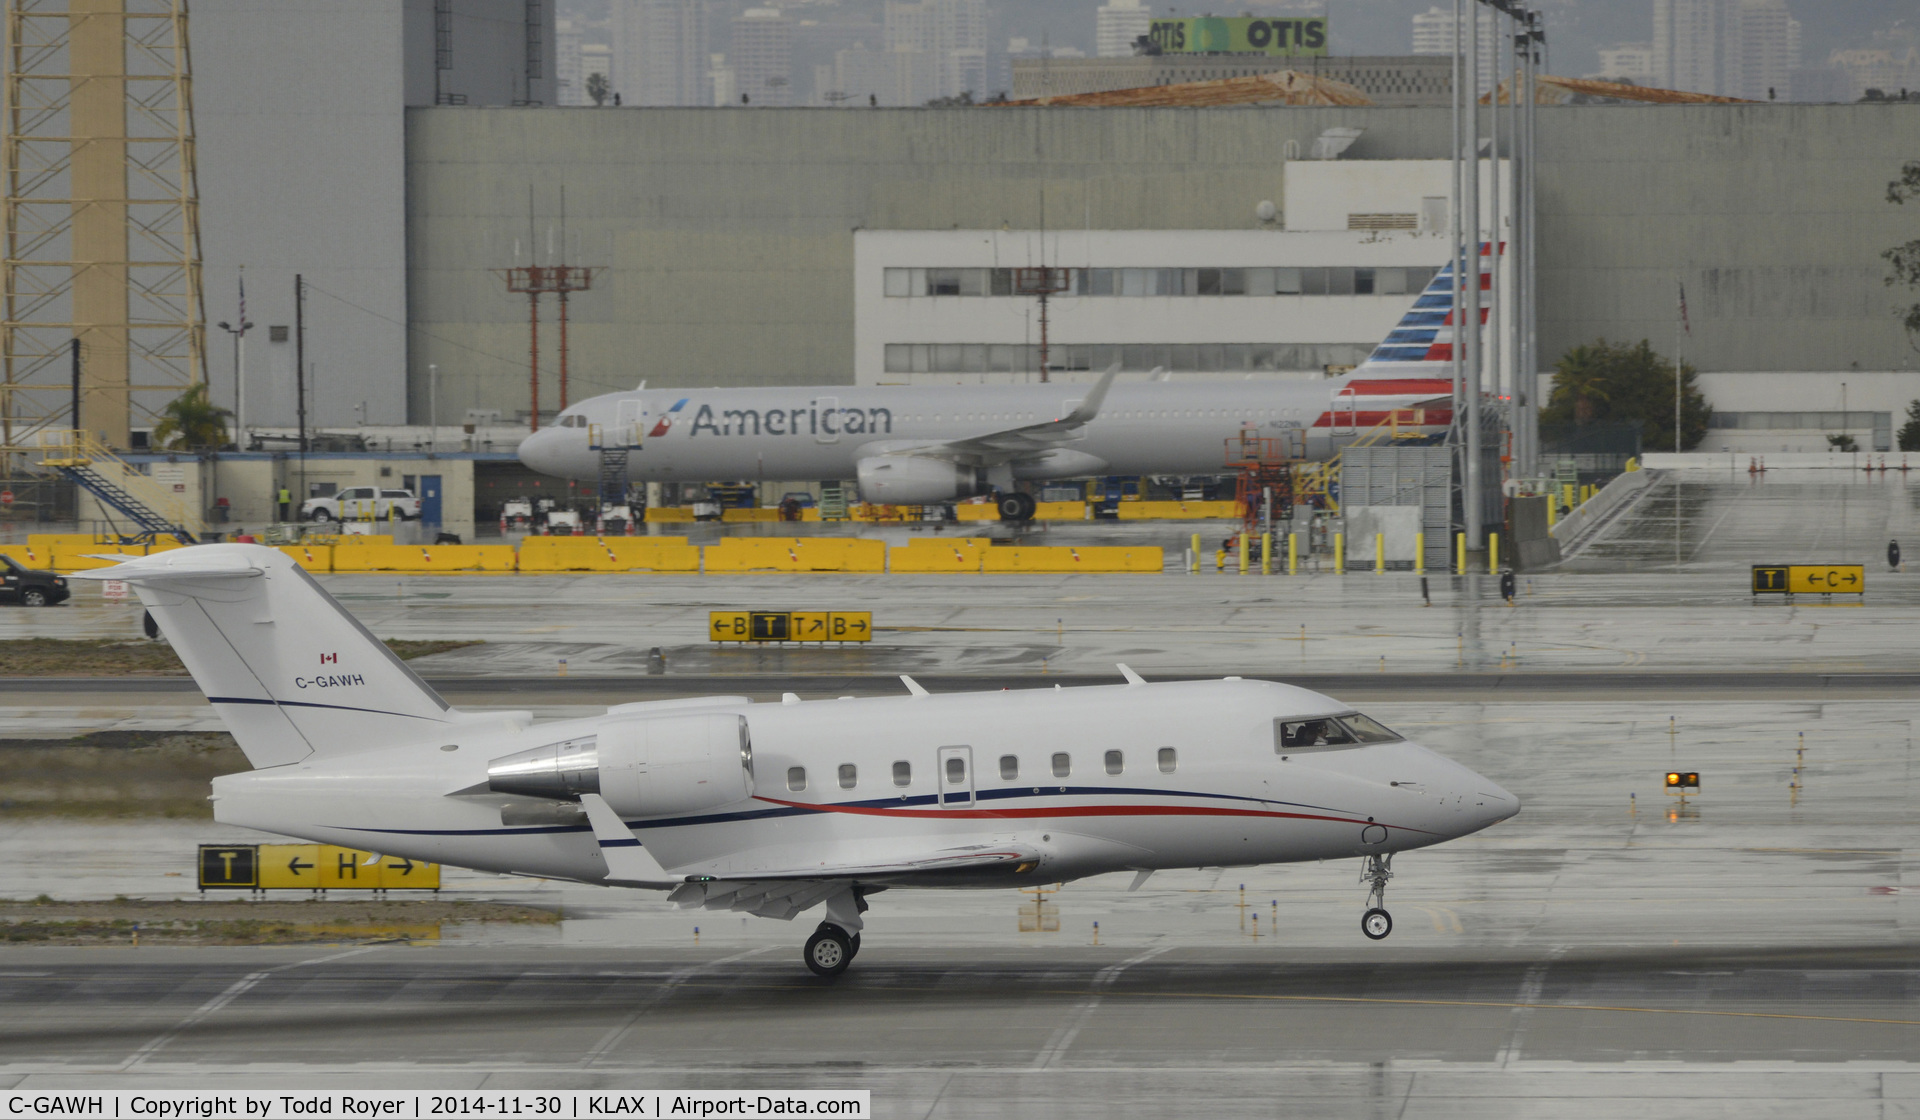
left=1361, top=907, right=1393, bottom=940
left=847, top=932, right=862, bottom=961
left=804, top=923, right=854, bottom=977
left=997, top=492, right=1036, bottom=522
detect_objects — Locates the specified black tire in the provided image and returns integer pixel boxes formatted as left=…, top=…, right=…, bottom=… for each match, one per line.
left=308, top=509, right=333, bottom=523
left=847, top=932, right=862, bottom=961
left=21, top=589, right=47, bottom=607
left=1361, top=907, right=1392, bottom=941
left=997, top=492, right=1035, bottom=522
left=804, top=923, right=854, bottom=977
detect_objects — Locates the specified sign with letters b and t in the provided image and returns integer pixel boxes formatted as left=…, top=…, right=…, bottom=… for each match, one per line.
left=709, top=610, right=872, bottom=642
left=1752, top=564, right=1865, bottom=597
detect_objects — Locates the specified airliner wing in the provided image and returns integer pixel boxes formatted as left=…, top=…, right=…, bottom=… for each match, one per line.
left=904, top=365, right=1120, bottom=465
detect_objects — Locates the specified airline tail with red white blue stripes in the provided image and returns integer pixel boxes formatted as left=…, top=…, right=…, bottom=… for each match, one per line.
left=1322, top=243, right=1498, bottom=430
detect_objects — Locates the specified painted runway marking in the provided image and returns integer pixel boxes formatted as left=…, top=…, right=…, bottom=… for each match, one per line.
left=1031, top=945, right=1171, bottom=1070
left=119, top=944, right=386, bottom=1071
left=579, top=946, right=776, bottom=1069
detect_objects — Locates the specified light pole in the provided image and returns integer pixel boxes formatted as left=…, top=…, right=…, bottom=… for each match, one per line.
left=429, top=363, right=438, bottom=456
left=216, top=269, right=252, bottom=449
left=215, top=315, right=253, bottom=449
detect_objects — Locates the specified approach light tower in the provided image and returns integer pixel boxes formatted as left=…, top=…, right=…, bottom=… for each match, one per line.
left=498, top=262, right=598, bottom=432
left=2, top=0, right=207, bottom=461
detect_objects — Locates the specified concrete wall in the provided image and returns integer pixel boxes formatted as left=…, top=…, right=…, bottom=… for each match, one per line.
left=195, top=0, right=410, bottom=429
left=403, top=103, right=1920, bottom=416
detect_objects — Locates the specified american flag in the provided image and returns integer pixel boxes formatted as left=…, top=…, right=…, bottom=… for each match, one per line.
left=1678, top=282, right=1691, bottom=335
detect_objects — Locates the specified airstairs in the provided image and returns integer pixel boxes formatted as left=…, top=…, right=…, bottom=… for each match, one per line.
left=35, top=430, right=201, bottom=543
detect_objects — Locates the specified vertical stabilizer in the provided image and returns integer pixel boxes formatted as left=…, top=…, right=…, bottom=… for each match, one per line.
left=72, top=544, right=456, bottom=768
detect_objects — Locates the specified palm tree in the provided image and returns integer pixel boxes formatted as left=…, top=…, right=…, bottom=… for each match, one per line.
left=151, top=383, right=232, bottom=451
left=1552, top=343, right=1613, bottom=425
left=586, top=72, right=609, bottom=107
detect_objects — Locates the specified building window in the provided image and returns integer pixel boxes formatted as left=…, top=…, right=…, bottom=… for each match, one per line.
left=892, top=760, right=911, bottom=786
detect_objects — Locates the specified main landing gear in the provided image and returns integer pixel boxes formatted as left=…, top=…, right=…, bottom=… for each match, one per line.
left=804, top=922, right=862, bottom=977
left=802, top=885, right=869, bottom=977
left=1360, top=853, right=1394, bottom=941
left=996, top=491, right=1036, bottom=522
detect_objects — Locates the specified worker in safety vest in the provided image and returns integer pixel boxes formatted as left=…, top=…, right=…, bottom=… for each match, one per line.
left=277, top=486, right=291, bottom=522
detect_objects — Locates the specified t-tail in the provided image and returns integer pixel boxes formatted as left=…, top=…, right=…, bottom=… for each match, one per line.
left=73, top=544, right=467, bottom=768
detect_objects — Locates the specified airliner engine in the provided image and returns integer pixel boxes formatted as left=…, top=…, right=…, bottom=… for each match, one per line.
left=855, top=455, right=988, bottom=504
left=487, top=713, right=753, bottom=817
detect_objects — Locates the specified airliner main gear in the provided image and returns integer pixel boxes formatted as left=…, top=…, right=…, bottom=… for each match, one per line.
left=805, top=922, right=855, bottom=977
left=1360, top=852, right=1393, bottom=940
left=997, top=492, right=1036, bottom=521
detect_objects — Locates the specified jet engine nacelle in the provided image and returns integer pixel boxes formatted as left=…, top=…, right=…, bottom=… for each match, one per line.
left=486, top=713, right=753, bottom=818
left=856, top=455, right=987, bottom=504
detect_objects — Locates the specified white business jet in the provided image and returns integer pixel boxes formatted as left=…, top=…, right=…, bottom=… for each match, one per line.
left=78, top=544, right=1518, bottom=975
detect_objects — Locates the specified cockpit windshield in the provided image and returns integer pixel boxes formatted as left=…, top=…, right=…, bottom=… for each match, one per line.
left=1274, top=711, right=1404, bottom=753
left=557, top=413, right=589, bottom=428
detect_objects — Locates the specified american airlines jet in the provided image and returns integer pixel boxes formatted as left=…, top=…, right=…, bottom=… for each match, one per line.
left=516, top=254, right=1487, bottom=520
left=78, top=544, right=1518, bottom=976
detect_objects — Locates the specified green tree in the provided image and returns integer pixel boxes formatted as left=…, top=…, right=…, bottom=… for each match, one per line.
left=1828, top=433, right=1860, bottom=452
left=1897, top=400, right=1920, bottom=451
left=1539, top=339, right=1712, bottom=451
left=150, top=383, right=231, bottom=451
left=586, top=72, right=609, bottom=107
left=1885, top=160, right=1920, bottom=347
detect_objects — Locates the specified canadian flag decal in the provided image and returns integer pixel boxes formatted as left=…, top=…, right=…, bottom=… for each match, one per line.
left=320, top=653, right=337, bottom=664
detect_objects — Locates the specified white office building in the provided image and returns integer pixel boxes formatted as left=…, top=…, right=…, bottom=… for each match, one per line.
left=1410, top=4, right=1500, bottom=92
left=1095, top=0, right=1152, bottom=59
left=852, top=161, right=1513, bottom=393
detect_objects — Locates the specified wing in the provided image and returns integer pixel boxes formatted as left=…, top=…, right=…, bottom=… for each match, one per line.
left=664, top=842, right=1043, bottom=921
left=885, top=365, right=1121, bottom=466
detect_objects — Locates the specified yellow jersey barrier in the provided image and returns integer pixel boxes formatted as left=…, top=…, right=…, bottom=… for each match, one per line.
left=516, top=535, right=700, bottom=572
left=979, top=545, right=1164, bottom=573
left=328, top=544, right=516, bottom=572
left=704, top=536, right=886, bottom=573
left=889, top=537, right=990, bottom=572
left=1116, top=500, right=1243, bottom=520
left=198, top=843, right=441, bottom=891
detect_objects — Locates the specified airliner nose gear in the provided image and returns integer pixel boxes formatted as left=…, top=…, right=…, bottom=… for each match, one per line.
left=1360, top=852, right=1394, bottom=940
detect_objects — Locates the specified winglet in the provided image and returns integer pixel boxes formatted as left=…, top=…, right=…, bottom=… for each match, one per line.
left=1060, top=364, right=1119, bottom=425
left=1117, top=663, right=1146, bottom=686
left=901, top=674, right=930, bottom=697
left=580, top=792, right=674, bottom=887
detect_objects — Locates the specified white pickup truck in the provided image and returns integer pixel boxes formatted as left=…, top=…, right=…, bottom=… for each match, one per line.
left=302, top=486, right=421, bottom=522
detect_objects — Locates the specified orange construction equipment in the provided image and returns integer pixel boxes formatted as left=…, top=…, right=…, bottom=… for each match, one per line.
left=1225, top=432, right=1301, bottom=540
left=996, top=70, right=1373, bottom=109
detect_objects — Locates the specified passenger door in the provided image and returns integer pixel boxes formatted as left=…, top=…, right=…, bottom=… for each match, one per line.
left=936, top=746, right=975, bottom=808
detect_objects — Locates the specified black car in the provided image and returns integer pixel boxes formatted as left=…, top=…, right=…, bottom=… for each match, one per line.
left=0, top=555, right=69, bottom=606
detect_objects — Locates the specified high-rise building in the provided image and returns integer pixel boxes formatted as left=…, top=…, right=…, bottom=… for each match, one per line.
left=1095, top=0, right=1151, bottom=59
left=1653, top=0, right=1799, bottom=99
left=611, top=0, right=710, bottom=107
left=1410, top=5, right=1500, bottom=93
left=1594, top=42, right=1656, bottom=83
left=730, top=8, right=794, bottom=106
left=884, top=0, right=987, bottom=100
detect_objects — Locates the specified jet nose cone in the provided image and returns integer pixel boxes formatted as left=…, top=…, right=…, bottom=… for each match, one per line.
left=1474, top=778, right=1521, bottom=824
left=517, top=429, right=561, bottom=476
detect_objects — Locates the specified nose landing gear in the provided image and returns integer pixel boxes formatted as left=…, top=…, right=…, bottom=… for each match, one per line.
left=1359, top=853, right=1393, bottom=941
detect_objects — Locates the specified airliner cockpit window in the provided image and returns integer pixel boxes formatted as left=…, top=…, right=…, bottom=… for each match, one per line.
left=1274, top=713, right=1405, bottom=753
left=1275, top=717, right=1359, bottom=753
left=556, top=413, right=587, bottom=428
left=1338, top=712, right=1404, bottom=744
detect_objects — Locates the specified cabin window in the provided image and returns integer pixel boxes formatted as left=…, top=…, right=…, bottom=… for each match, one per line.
left=1051, top=752, right=1071, bottom=778
left=892, top=760, right=911, bottom=786
left=1158, top=747, right=1177, bottom=773
left=838, top=763, right=857, bottom=790
left=999, top=754, right=1018, bottom=780
left=1104, top=749, right=1124, bottom=775
left=787, top=766, right=807, bottom=792
left=946, top=756, right=966, bottom=784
